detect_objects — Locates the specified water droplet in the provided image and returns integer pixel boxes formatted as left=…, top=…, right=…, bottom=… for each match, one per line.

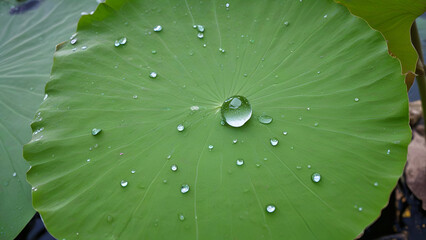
left=354, top=97, right=359, bottom=102
left=32, top=187, right=37, bottom=191
left=70, top=38, right=77, bottom=45
left=114, top=37, right=127, bottom=47
left=270, top=138, right=279, bottom=146
left=177, top=124, right=185, bottom=132
left=219, top=48, right=225, bottom=53
left=258, top=115, right=273, bottom=124
left=133, top=95, right=138, bottom=99
left=323, top=14, right=328, bottom=18
left=131, top=170, right=136, bottom=174
left=81, top=46, right=87, bottom=50
left=181, top=184, right=190, bottom=193
left=208, top=145, right=214, bottom=151
left=43, top=94, right=48, bottom=101
left=284, top=21, right=289, bottom=26
left=151, top=50, right=157, bottom=54
left=12, top=172, right=16, bottom=177
left=314, top=122, right=319, bottom=127
left=249, top=39, right=255, bottom=44
left=307, top=107, right=311, bottom=111
left=190, top=105, right=200, bottom=111
left=91, top=128, right=102, bottom=136
left=171, top=164, right=178, bottom=172
left=374, top=182, right=379, bottom=187
left=225, top=3, right=230, bottom=8
left=358, top=207, right=363, bottom=212
left=233, top=139, right=238, bottom=144
left=266, top=204, right=276, bottom=213
left=120, top=180, right=128, bottom=187
left=236, top=159, right=244, bottom=166
left=221, top=95, right=252, bottom=127
left=86, top=159, right=91, bottom=162
left=386, top=149, right=391, bottom=155
left=307, top=165, right=311, bottom=169
left=283, top=131, right=288, bottom=135
left=149, top=72, right=157, bottom=78
left=107, top=215, right=113, bottom=223
left=196, top=25, right=204, bottom=32
left=197, top=33, right=204, bottom=39
left=70, top=33, right=77, bottom=40
left=203, top=43, right=207, bottom=47
left=311, top=173, right=321, bottom=183
left=153, top=25, right=162, bottom=32
left=296, top=166, right=302, bottom=170
left=163, top=179, right=168, bottom=184
left=178, top=214, right=185, bottom=221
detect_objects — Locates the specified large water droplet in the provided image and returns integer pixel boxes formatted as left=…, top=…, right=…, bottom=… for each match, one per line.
left=270, top=138, right=279, bottom=146
left=153, top=25, right=162, bottom=32
left=311, top=173, right=321, bottom=183
left=266, top=204, right=276, bottom=213
left=171, top=164, right=178, bottom=172
left=120, top=180, right=128, bottom=187
left=258, top=115, right=273, bottom=124
left=221, top=95, right=252, bottom=127
left=236, top=159, right=244, bottom=166
left=91, top=128, right=102, bottom=136
left=177, top=124, right=185, bottom=132
left=181, top=184, right=190, bottom=193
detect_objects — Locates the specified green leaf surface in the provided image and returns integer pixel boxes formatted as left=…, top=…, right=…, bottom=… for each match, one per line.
left=336, top=0, right=426, bottom=75
left=0, top=0, right=98, bottom=239
left=24, top=0, right=411, bottom=239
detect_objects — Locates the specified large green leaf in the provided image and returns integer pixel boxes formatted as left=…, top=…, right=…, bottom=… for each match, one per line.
left=24, top=0, right=411, bottom=239
left=0, top=0, right=98, bottom=239
left=336, top=0, right=426, bottom=75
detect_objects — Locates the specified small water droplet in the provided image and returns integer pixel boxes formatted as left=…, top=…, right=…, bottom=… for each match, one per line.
left=12, top=172, right=16, bottom=177
left=203, top=43, right=207, bottom=47
left=296, top=166, right=302, bottom=170
left=270, top=138, right=279, bottom=146
left=266, top=204, right=276, bottom=213
left=86, top=159, right=91, bottom=162
left=91, top=128, right=102, bottom=136
left=190, top=105, right=199, bottom=111
left=358, top=207, right=363, bottom=212
left=149, top=72, right=158, bottom=78
left=178, top=214, right=185, bottom=221
left=354, top=97, right=359, bottom=102
left=221, top=95, right=252, bottom=127
left=314, top=122, right=319, bottom=127
left=225, top=3, right=230, bottom=8
left=311, top=173, right=321, bottom=183
left=386, top=149, right=391, bottom=155
left=197, top=33, right=204, bottom=39
left=219, top=48, right=225, bottom=53
left=163, top=179, right=168, bottom=184
left=81, top=46, right=87, bottom=50
left=70, top=38, right=77, bottom=45
left=284, top=21, right=289, bottom=26
left=283, top=131, right=288, bottom=135
left=43, top=94, right=48, bottom=101
left=107, top=215, right=113, bottom=223
left=171, top=164, right=178, bottom=172
left=133, top=95, right=138, bottom=99
left=258, top=115, right=273, bottom=124
left=233, top=139, right=238, bottom=144
left=131, top=170, right=136, bottom=174
left=114, top=37, right=127, bottom=47
left=249, top=39, right=255, bottom=44
left=256, top=163, right=261, bottom=167
left=151, top=50, right=157, bottom=54
left=120, top=180, right=128, bottom=187
left=307, top=165, right=311, bottom=169
left=32, top=187, right=37, bottom=191
left=177, top=124, right=185, bottom=132
left=208, top=145, right=214, bottom=151
left=374, top=182, right=379, bottom=187
left=181, top=184, right=190, bottom=193
left=236, top=159, right=244, bottom=166
left=153, top=25, right=162, bottom=32
left=70, top=33, right=77, bottom=40
left=323, top=14, right=328, bottom=18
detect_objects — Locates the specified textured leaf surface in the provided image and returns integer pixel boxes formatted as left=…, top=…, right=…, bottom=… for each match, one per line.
left=336, top=0, right=426, bottom=75
left=25, top=0, right=411, bottom=239
left=0, top=0, right=98, bottom=239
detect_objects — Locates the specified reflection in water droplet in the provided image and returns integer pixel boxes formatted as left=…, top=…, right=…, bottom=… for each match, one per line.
left=266, top=205, right=276, bottom=213
left=149, top=72, right=157, bottom=78
left=171, top=164, right=178, bottom=172
left=258, top=115, right=273, bottom=124
left=91, top=128, right=102, bottom=136
left=311, top=173, right=321, bottom=183
left=153, top=25, right=162, bottom=32
left=177, top=124, right=185, bottom=132
left=270, top=138, right=279, bottom=146
left=181, top=184, right=190, bottom=193
left=221, top=95, right=252, bottom=127
left=120, top=180, right=128, bottom=187
left=236, top=159, right=244, bottom=166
